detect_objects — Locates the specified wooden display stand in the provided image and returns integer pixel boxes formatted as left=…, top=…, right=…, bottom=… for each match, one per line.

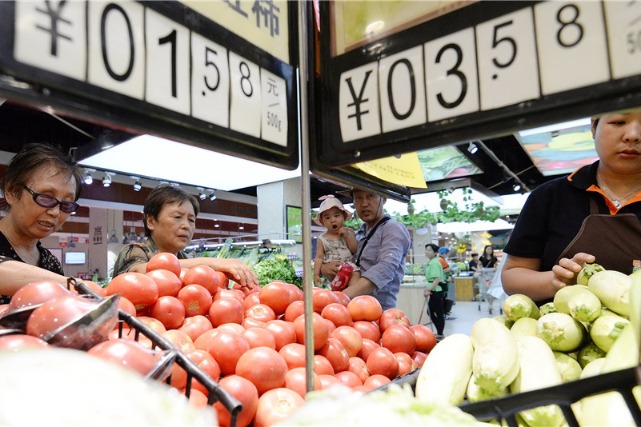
left=454, top=277, right=476, bottom=301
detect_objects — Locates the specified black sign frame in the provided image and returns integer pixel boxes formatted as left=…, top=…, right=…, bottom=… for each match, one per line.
left=0, top=0, right=299, bottom=170
left=315, top=0, right=641, bottom=169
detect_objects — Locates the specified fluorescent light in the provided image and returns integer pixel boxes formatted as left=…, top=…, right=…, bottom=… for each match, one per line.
left=79, top=135, right=301, bottom=191
left=518, top=118, right=591, bottom=137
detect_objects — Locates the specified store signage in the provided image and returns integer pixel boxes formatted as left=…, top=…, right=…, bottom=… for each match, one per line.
left=317, top=0, right=641, bottom=167
left=0, top=0, right=298, bottom=169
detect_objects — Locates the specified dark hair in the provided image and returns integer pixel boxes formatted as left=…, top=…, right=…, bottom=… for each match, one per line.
left=143, top=184, right=200, bottom=237
left=0, top=143, right=84, bottom=210
left=425, top=243, right=439, bottom=252
left=471, top=253, right=478, bottom=257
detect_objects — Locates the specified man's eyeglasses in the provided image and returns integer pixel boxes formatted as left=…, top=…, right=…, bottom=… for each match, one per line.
left=22, top=184, right=79, bottom=214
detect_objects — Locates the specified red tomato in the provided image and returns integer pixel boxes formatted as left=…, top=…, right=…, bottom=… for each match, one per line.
left=352, top=320, right=381, bottom=343
left=162, top=329, right=195, bottom=354
left=265, top=320, right=297, bottom=351
left=381, top=324, right=416, bottom=354
left=324, top=317, right=336, bottom=335
left=0, top=304, right=9, bottom=317
left=283, top=300, right=305, bottom=322
left=170, top=349, right=220, bottom=392
left=394, top=351, right=418, bottom=377
left=347, top=295, right=382, bottom=322
left=312, top=288, right=338, bottom=313
left=146, top=269, right=182, bottom=297
left=193, top=328, right=220, bottom=352
left=185, top=388, right=208, bottom=409
left=378, top=308, right=410, bottom=332
left=285, top=367, right=321, bottom=398
left=278, top=342, right=306, bottom=370
left=77, top=280, right=107, bottom=297
left=330, top=325, right=363, bottom=357
left=8, top=280, right=71, bottom=311
left=182, top=264, right=220, bottom=295
left=177, top=284, right=212, bottom=317
left=347, top=356, right=370, bottom=384
left=149, top=295, right=185, bottom=330
left=242, top=327, right=276, bottom=349
left=293, top=312, right=329, bottom=351
left=243, top=291, right=261, bottom=310
left=313, top=354, right=335, bottom=375
left=0, top=334, right=49, bottom=351
left=146, top=252, right=182, bottom=278
left=366, top=346, right=399, bottom=379
left=334, top=370, right=363, bottom=388
left=206, top=329, right=250, bottom=376
left=245, top=303, right=276, bottom=323
left=242, top=317, right=266, bottom=329
left=363, top=373, right=391, bottom=390
left=319, top=374, right=340, bottom=390
left=213, top=288, right=243, bottom=302
left=88, top=338, right=156, bottom=376
left=136, top=315, right=167, bottom=335
left=236, top=347, right=288, bottom=394
left=26, top=294, right=103, bottom=341
left=321, top=303, right=353, bottom=328
left=106, top=272, right=159, bottom=312
left=215, top=270, right=230, bottom=290
left=411, top=350, right=428, bottom=367
left=254, top=388, right=304, bottom=427
left=117, top=296, right=137, bottom=317
left=178, top=314, right=213, bottom=342
left=209, top=297, right=244, bottom=327
left=332, top=291, right=351, bottom=307
left=411, top=324, right=438, bottom=353
left=284, top=283, right=304, bottom=303
left=318, top=337, right=350, bottom=373
left=259, top=281, right=289, bottom=315
left=217, top=322, right=245, bottom=335
left=357, top=338, right=380, bottom=362
left=214, top=375, right=259, bottom=427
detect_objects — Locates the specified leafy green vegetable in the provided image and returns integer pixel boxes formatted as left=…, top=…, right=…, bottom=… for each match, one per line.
left=254, top=255, right=301, bottom=287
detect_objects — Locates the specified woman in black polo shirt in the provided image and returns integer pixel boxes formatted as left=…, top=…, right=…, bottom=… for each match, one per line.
left=502, top=108, right=641, bottom=304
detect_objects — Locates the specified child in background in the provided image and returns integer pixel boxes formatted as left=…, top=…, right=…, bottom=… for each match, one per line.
left=313, top=195, right=359, bottom=290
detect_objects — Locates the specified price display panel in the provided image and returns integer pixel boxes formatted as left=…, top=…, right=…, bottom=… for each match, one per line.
left=0, top=0, right=298, bottom=169
left=316, top=0, right=641, bottom=168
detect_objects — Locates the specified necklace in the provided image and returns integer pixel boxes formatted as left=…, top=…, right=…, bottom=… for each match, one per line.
left=597, top=173, right=641, bottom=208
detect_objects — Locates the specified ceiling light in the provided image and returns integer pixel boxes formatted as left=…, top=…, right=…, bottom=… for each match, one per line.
left=131, top=176, right=142, bottom=191
left=513, top=183, right=521, bottom=192
left=467, top=142, right=478, bottom=154
left=197, top=187, right=206, bottom=201
left=214, top=224, right=220, bottom=228
left=103, top=172, right=112, bottom=187
left=208, top=189, right=216, bottom=201
left=83, top=169, right=94, bottom=185
left=239, top=225, right=244, bottom=231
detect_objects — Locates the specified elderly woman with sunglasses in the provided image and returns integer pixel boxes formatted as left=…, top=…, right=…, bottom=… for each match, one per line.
left=0, top=143, right=85, bottom=303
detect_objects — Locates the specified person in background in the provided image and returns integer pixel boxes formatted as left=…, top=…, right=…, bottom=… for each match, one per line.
left=479, top=244, right=499, bottom=313
left=502, top=108, right=641, bottom=303
left=0, top=143, right=85, bottom=303
left=112, top=184, right=258, bottom=287
left=424, top=243, right=446, bottom=340
left=313, top=195, right=359, bottom=288
left=468, top=253, right=479, bottom=272
left=320, top=189, right=411, bottom=310
left=438, top=246, right=456, bottom=319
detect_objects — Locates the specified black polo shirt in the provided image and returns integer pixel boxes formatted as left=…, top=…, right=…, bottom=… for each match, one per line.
left=504, top=161, right=641, bottom=273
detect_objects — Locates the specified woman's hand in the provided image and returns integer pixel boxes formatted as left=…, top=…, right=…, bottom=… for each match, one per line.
left=551, top=252, right=596, bottom=290
left=423, top=288, right=431, bottom=297
left=210, top=258, right=259, bottom=287
left=320, top=261, right=341, bottom=281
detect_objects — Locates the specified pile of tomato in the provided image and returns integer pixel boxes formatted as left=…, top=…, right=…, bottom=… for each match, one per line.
left=0, top=252, right=438, bottom=427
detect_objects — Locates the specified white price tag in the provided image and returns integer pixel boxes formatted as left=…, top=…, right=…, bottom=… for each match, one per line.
left=424, top=27, right=479, bottom=122
left=603, top=1, right=641, bottom=79
left=145, top=8, right=191, bottom=115
left=339, top=62, right=380, bottom=142
left=476, top=7, right=540, bottom=111
left=191, top=33, right=230, bottom=128
left=229, top=52, right=261, bottom=138
left=87, top=1, right=145, bottom=99
left=260, top=69, right=287, bottom=146
left=378, top=46, right=426, bottom=133
left=14, top=0, right=86, bottom=81
left=534, top=1, right=609, bottom=95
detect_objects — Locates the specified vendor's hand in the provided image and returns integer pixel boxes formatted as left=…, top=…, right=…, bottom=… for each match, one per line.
left=320, top=261, right=341, bottom=281
left=423, top=288, right=431, bottom=297
left=215, top=259, right=259, bottom=287
left=551, top=252, right=595, bottom=290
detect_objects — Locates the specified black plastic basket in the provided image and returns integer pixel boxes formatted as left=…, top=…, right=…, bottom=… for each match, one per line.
left=67, top=278, right=243, bottom=427
left=376, top=365, right=641, bottom=427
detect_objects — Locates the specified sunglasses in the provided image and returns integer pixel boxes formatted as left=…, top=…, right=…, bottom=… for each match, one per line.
left=22, top=184, right=79, bottom=214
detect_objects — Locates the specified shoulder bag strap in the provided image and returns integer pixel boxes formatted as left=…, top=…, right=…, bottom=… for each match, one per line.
left=355, top=216, right=391, bottom=267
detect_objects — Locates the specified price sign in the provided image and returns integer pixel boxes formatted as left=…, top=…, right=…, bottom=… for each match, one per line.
left=319, top=0, right=641, bottom=167
left=1, top=0, right=298, bottom=168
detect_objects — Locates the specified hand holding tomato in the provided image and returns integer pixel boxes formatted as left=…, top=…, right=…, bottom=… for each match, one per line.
left=205, top=258, right=259, bottom=288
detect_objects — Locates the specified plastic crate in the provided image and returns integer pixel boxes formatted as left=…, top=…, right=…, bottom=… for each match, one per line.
left=376, top=365, right=641, bottom=427
left=68, top=279, right=243, bottom=427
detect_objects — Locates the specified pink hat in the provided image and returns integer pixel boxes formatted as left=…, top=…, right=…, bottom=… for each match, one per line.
left=314, top=195, right=352, bottom=226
